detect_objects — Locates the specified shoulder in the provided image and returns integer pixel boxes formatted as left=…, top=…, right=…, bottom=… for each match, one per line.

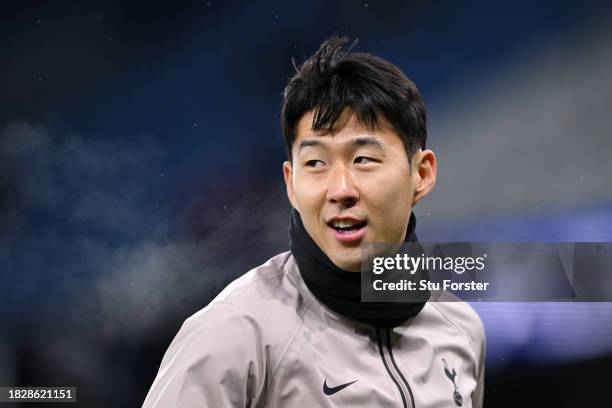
left=427, top=292, right=486, bottom=355
left=189, top=251, right=304, bottom=322
left=145, top=253, right=301, bottom=407
left=176, top=251, right=309, bottom=356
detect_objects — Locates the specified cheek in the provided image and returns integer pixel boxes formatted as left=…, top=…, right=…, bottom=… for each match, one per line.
left=364, top=173, right=414, bottom=224
left=292, top=177, right=325, bottom=213
left=366, top=166, right=414, bottom=198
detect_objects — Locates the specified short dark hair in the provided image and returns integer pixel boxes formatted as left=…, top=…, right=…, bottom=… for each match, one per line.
left=280, top=36, right=427, bottom=161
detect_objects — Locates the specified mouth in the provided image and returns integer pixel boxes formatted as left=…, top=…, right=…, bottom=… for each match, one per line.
left=327, top=218, right=368, bottom=243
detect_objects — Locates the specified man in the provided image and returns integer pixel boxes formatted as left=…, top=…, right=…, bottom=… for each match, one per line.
left=143, top=37, right=485, bottom=407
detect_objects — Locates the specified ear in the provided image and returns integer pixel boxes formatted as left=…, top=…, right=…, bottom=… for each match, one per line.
left=412, top=149, right=437, bottom=206
left=283, top=161, right=298, bottom=209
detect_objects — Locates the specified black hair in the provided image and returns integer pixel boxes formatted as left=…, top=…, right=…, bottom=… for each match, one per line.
left=280, top=36, right=427, bottom=162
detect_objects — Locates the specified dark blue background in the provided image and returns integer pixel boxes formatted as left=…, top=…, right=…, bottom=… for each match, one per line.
left=2, top=1, right=612, bottom=406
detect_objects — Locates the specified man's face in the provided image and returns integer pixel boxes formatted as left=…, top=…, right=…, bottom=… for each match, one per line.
left=283, top=109, right=436, bottom=272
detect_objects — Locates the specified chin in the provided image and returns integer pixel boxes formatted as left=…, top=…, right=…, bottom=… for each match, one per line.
left=330, top=256, right=361, bottom=272
left=322, top=242, right=363, bottom=271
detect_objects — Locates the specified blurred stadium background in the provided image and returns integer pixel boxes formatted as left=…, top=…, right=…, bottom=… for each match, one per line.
left=1, top=1, right=611, bottom=406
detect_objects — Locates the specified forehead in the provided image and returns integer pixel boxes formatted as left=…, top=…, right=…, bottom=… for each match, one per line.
left=294, top=109, right=401, bottom=149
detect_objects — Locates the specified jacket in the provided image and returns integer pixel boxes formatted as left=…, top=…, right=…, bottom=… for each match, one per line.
left=143, top=251, right=486, bottom=407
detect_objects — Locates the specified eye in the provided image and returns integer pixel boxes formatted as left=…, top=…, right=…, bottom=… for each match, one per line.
left=354, top=156, right=377, bottom=165
left=305, top=159, right=326, bottom=168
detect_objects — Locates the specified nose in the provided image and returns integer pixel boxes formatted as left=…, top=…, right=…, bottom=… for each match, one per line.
left=326, top=165, right=359, bottom=209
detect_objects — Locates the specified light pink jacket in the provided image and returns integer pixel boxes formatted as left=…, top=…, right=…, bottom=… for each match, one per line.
left=143, top=251, right=485, bottom=407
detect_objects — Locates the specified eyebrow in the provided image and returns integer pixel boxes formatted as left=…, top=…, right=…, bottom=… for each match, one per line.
left=297, top=139, right=323, bottom=151
left=353, top=136, right=385, bottom=149
left=297, top=136, right=385, bottom=152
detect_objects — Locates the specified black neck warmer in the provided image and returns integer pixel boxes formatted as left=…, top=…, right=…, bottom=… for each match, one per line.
left=289, top=209, right=430, bottom=329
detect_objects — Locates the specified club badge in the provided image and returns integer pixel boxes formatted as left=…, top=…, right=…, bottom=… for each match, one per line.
left=442, top=358, right=463, bottom=407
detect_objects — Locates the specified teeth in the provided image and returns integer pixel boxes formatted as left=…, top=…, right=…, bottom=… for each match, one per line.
left=333, top=220, right=360, bottom=228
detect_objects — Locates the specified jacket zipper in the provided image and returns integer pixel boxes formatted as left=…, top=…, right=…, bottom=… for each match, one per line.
left=376, top=328, right=415, bottom=408
left=385, top=328, right=416, bottom=408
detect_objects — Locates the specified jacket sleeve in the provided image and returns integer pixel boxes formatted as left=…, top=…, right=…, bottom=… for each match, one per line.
left=142, top=305, right=266, bottom=408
